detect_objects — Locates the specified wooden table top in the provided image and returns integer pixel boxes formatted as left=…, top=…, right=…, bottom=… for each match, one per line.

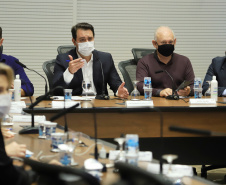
left=22, top=96, right=226, bottom=113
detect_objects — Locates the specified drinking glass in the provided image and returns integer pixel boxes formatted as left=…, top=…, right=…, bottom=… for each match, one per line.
left=204, top=81, right=211, bottom=98
left=82, top=80, right=92, bottom=100
left=114, top=137, right=126, bottom=161
left=66, top=131, right=80, bottom=166
left=162, top=154, right=178, bottom=176
left=130, top=81, right=140, bottom=100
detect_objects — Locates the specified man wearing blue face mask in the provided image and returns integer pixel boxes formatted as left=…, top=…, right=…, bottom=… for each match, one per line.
left=136, top=26, right=195, bottom=97
left=53, top=22, right=129, bottom=99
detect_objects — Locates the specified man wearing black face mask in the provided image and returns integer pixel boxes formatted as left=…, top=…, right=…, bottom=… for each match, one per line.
left=136, top=26, right=195, bottom=97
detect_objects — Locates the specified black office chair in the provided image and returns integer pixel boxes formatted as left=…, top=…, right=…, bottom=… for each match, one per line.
left=113, top=162, right=173, bottom=185
left=131, top=48, right=155, bottom=63
left=57, top=45, right=75, bottom=54
left=24, top=158, right=100, bottom=185
left=42, top=59, right=56, bottom=91
left=118, top=59, right=137, bottom=94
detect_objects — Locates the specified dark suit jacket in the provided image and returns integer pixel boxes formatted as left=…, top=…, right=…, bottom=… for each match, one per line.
left=52, top=49, right=122, bottom=96
left=202, top=56, right=226, bottom=96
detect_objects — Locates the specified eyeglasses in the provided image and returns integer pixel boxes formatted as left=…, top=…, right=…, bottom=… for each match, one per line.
left=156, top=40, right=174, bottom=45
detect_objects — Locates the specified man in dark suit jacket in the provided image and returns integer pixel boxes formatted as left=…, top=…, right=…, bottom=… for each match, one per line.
left=53, top=22, right=129, bottom=98
left=202, top=56, right=226, bottom=96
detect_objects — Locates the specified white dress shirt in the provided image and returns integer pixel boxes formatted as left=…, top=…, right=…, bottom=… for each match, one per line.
left=63, top=52, right=96, bottom=94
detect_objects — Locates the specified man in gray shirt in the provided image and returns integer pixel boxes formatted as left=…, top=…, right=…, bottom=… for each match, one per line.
left=136, top=26, right=195, bottom=97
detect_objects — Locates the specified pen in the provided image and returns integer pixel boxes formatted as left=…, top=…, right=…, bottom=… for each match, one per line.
left=6, top=128, right=12, bottom=131
left=66, top=60, right=70, bottom=62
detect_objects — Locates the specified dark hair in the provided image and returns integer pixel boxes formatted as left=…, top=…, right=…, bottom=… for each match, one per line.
left=0, top=27, right=2, bottom=39
left=71, top=22, right=95, bottom=40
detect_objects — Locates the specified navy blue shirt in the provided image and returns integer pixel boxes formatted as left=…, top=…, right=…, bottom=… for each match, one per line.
left=0, top=53, right=34, bottom=96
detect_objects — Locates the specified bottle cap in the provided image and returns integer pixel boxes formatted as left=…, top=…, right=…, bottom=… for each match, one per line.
left=16, top=74, right=20, bottom=79
left=213, top=76, right=216, bottom=80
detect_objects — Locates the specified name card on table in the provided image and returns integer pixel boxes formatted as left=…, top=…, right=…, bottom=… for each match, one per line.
left=109, top=150, right=153, bottom=162
left=189, top=98, right=216, bottom=107
left=12, top=115, right=46, bottom=123
left=52, top=96, right=95, bottom=101
left=125, top=100, right=154, bottom=108
left=51, top=101, right=81, bottom=108
left=9, top=101, right=27, bottom=113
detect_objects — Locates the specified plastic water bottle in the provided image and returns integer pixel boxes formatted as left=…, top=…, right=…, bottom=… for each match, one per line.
left=194, top=77, right=202, bottom=98
left=14, top=74, right=21, bottom=101
left=143, top=77, right=152, bottom=100
left=211, top=76, right=218, bottom=101
left=125, top=134, right=139, bottom=166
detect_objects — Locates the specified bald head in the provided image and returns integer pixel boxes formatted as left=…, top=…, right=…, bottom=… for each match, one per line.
left=154, top=26, right=175, bottom=41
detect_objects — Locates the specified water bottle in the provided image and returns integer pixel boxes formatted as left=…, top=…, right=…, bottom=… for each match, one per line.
left=211, top=76, right=218, bottom=101
left=194, top=77, right=202, bottom=98
left=125, top=134, right=139, bottom=166
left=14, top=74, right=21, bottom=101
left=143, top=77, right=152, bottom=100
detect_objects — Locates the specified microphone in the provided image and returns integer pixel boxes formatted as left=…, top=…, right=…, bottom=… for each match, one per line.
left=155, top=70, right=179, bottom=100
left=155, top=70, right=164, bottom=74
left=81, top=101, right=99, bottom=160
left=19, top=86, right=64, bottom=134
left=50, top=103, right=80, bottom=134
left=92, top=50, right=110, bottom=100
left=169, top=126, right=226, bottom=136
left=50, top=103, right=79, bottom=126
left=19, top=79, right=37, bottom=134
left=15, top=60, right=50, bottom=100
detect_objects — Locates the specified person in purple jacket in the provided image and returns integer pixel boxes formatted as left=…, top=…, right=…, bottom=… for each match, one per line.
left=0, top=27, right=34, bottom=96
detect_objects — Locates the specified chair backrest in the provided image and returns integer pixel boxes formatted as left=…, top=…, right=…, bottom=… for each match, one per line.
left=57, top=45, right=75, bottom=54
left=0, top=45, right=3, bottom=53
left=24, top=158, right=100, bottom=185
left=118, top=59, right=137, bottom=94
left=42, top=59, right=56, bottom=90
left=131, top=48, right=155, bottom=63
left=114, top=162, right=173, bottom=185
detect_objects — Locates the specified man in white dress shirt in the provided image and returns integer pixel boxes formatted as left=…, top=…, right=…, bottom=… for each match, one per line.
left=53, top=22, right=129, bottom=99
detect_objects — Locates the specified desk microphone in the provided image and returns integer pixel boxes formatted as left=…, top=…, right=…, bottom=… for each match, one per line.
left=155, top=70, right=179, bottom=100
left=19, top=86, right=64, bottom=134
left=19, top=79, right=37, bottom=134
left=50, top=103, right=80, bottom=133
left=15, top=60, right=50, bottom=100
left=92, top=50, right=110, bottom=100
left=169, top=125, right=226, bottom=136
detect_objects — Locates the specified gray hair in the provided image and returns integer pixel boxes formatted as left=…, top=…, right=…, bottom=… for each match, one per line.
left=154, top=26, right=175, bottom=41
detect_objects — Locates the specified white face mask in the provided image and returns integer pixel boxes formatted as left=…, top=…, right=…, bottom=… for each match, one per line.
left=0, top=94, right=11, bottom=118
left=77, top=41, right=95, bottom=56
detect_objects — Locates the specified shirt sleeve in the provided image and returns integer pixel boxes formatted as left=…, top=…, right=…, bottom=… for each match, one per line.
left=11, top=58, right=34, bottom=96
left=63, top=68, right=74, bottom=85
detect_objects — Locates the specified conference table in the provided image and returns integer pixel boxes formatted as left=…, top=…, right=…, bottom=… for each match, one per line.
left=4, top=113, right=217, bottom=185
left=23, top=96, right=226, bottom=165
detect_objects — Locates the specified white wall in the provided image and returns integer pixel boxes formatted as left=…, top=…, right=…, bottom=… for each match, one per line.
left=1, top=0, right=226, bottom=96
left=0, top=0, right=76, bottom=95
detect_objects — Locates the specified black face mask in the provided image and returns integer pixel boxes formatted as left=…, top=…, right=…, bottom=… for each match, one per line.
left=157, top=44, right=174, bottom=57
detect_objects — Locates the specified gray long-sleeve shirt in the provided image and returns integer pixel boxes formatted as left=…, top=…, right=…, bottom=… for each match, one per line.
left=136, top=51, right=195, bottom=96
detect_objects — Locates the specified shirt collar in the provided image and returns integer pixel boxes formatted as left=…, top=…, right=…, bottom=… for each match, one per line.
left=154, top=50, right=174, bottom=65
